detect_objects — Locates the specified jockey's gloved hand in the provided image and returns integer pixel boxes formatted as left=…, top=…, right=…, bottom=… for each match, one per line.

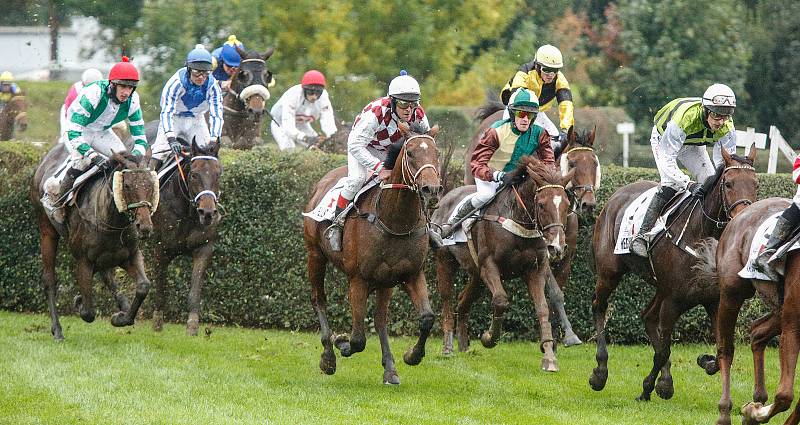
left=501, top=173, right=517, bottom=186
left=168, top=136, right=182, bottom=156
left=492, top=171, right=505, bottom=183
left=687, top=182, right=705, bottom=198
left=90, top=154, right=109, bottom=170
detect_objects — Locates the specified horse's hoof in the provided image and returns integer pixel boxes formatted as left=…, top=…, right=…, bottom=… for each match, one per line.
left=51, top=326, right=64, bottom=341
left=697, top=354, right=719, bottom=375
left=562, top=333, right=583, bottom=347
left=152, top=311, right=164, bottom=332
left=655, top=377, right=674, bottom=400
left=403, top=346, right=424, bottom=366
left=319, top=352, right=336, bottom=375
left=635, top=393, right=651, bottom=402
left=740, top=402, right=765, bottom=425
left=541, top=357, right=559, bottom=372
left=110, top=312, right=130, bottom=327
left=80, top=309, right=96, bottom=323
left=383, top=370, right=400, bottom=385
left=480, top=331, right=497, bottom=348
left=442, top=332, right=454, bottom=355
left=589, top=368, right=608, bottom=391
left=457, top=331, right=470, bottom=352
left=332, top=334, right=352, bottom=357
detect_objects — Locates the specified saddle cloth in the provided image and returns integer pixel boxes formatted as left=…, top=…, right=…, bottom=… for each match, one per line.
left=42, top=157, right=103, bottom=206
left=441, top=194, right=478, bottom=246
left=302, top=177, right=379, bottom=222
left=739, top=212, right=800, bottom=281
left=614, top=187, right=691, bottom=254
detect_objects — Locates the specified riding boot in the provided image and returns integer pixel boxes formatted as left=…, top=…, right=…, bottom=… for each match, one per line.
left=325, top=205, right=346, bottom=252
left=439, top=200, right=477, bottom=241
left=149, top=158, right=163, bottom=173
left=46, top=167, right=82, bottom=224
left=754, top=205, right=800, bottom=279
left=629, top=186, right=677, bottom=257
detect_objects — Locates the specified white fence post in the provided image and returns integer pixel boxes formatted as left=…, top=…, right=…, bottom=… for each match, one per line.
left=768, top=126, right=795, bottom=174
left=616, top=122, right=635, bottom=168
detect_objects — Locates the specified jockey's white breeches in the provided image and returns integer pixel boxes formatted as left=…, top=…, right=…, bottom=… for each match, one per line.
left=502, top=109, right=559, bottom=136
left=152, top=115, right=211, bottom=161
left=340, top=152, right=384, bottom=201
left=472, top=177, right=501, bottom=208
left=270, top=121, right=317, bottom=151
left=45, top=129, right=126, bottom=197
left=650, top=125, right=715, bottom=191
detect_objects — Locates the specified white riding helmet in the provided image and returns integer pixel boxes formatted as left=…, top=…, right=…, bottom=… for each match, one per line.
left=81, top=68, right=103, bottom=86
left=702, top=83, right=736, bottom=115
left=535, top=44, right=564, bottom=69
left=387, top=74, right=421, bottom=102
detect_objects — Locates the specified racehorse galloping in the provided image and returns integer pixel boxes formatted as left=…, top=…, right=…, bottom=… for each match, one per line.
left=303, top=122, right=441, bottom=385
left=434, top=156, right=574, bottom=371
left=220, top=46, right=275, bottom=149
left=589, top=148, right=756, bottom=401
left=30, top=145, right=158, bottom=340
left=150, top=138, right=222, bottom=336
left=0, top=95, right=28, bottom=140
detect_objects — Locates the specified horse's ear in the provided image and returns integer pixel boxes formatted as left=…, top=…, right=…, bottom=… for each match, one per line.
left=211, top=139, right=220, bottom=157
left=191, top=136, right=199, bottom=155
left=263, top=47, right=275, bottom=60
left=721, top=146, right=732, bottom=164
left=143, top=145, right=152, bottom=165
left=561, top=167, right=576, bottom=187
left=588, top=126, right=596, bottom=147
left=398, top=121, right=410, bottom=136
left=427, top=124, right=440, bottom=138
left=747, top=144, right=757, bottom=163
left=235, top=45, right=247, bottom=58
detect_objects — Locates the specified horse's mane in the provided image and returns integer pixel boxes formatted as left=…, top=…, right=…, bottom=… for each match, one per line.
left=475, top=90, right=504, bottom=123
left=701, top=154, right=754, bottom=193
left=408, top=121, right=428, bottom=135
left=507, top=155, right=563, bottom=186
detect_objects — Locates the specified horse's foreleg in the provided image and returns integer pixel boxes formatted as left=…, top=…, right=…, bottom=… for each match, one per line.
left=100, top=269, right=130, bottom=313
left=456, top=274, right=482, bottom=352
left=698, top=302, right=721, bottom=376
left=402, top=270, right=434, bottom=367
left=338, top=277, right=368, bottom=357
left=479, top=260, right=508, bottom=349
left=715, top=279, right=750, bottom=425
left=375, top=287, right=399, bottom=384
left=307, top=246, right=335, bottom=375
left=151, top=250, right=171, bottom=332
left=749, top=312, right=780, bottom=403
left=436, top=251, right=458, bottom=355
left=645, top=299, right=684, bottom=401
left=39, top=218, right=62, bottom=340
left=74, top=258, right=96, bottom=323
left=546, top=272, right=582, bottom=347
left=527, top=267, right=558, bottom=372
left=552, top=213, right=582, bottom=347
left=112, top=250, right=150, bottom=327
left=186, top=244, right=213, bottom=336
left=637, top=295, right=663, bottom=401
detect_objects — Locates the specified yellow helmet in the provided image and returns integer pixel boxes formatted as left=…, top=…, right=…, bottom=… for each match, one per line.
left=0, top=71, right=13, bottom=83
left=535, top=45, right=564, bottom=69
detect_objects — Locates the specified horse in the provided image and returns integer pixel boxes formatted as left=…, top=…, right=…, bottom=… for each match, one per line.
left=148, top=137, right=222, bottom=336
left=303, top=122, right=441, bottom=385
left=588, top=147, right=757, bottom=401
left=30, top=145, right=159, bottom=340
left=0, top=95, right=28, bottom=140
left=692, top=197, right=800, bottom=425
left=463, top=95, right=599, bottom=347
left=220, top=46, right=276, bottom=150
left=433, top=156, right=575, bottom=371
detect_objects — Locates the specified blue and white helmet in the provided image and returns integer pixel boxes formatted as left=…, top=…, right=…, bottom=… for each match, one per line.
left=186, top=44, right=213, bottom=71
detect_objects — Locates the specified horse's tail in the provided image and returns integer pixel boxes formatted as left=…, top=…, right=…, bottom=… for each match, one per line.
left=474, top=90, right=504, bottom=123
left=691, top=237, right=719, bottom=286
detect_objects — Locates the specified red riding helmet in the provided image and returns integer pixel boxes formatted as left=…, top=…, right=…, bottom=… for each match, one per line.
left=301, top=70, right=326, bottom=87
left=108, top=56, right=140, bottom=87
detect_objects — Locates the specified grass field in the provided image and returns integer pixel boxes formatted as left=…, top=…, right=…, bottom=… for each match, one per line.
left=0, top=311, right=795, bottom=425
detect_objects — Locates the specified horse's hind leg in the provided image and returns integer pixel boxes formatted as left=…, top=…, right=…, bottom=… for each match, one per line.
left=375, top=287, right=399, bottom=385
left=100, top=269, right=130, bottom=312
left=456, top=273, right=482, bottom=352
left=111, top=250, right=150, bottom=327
left=643, top=298, right=684, bottom=401
left=402, top=269, right=434, bottom=367
left=337, top=277, right=369, bottom=357
left=39, top=216, right=63, bottom=340
left=307, top=244, right=335, bottom=375
left=436, top=250, right=458, bottom=355
left=589, top=262, right=623, bottom=392
left=186, top=244, right=213, bottom=336
left=478, top=260, right=508, bottom=349
left=546, top=272, right=582, bottom=347
left=551, top=213, right=582, bottom=347
left=750, top=312, right=780, bottom=403
left=527, top=266, right=558, bottom=372
left=151, top=249, right=172, bottom=332
left=715, top=277, right=751, bottom=425
left=637, top=295, right=663, bottom=401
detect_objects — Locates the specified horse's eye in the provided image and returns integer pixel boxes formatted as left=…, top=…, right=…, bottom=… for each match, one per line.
left=568, top=160, right=577, bottom=168
left=724, top=181, right=733, bottom=189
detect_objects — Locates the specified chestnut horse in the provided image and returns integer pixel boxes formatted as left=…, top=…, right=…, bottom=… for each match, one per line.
left=433, top=156, right=575, bottom=371
left=149, top=137, right=222, bottom=336
left=695, top=197, right=800, bottom=425
left=0, top=95, right=28, bottom=140
left=589, top=148, right=757, bottom=401
left=220, top=46, right=275, bottom=149
left=30, top=146, right=158, bottom=340
left=303, top=122, right=442, bottom=384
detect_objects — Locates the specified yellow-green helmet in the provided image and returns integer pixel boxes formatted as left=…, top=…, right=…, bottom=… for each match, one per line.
left=0, top=71, right=14, bottom=83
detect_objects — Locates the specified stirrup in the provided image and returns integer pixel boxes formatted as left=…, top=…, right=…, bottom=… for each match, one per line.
left=629, top=234, right=651, bottom=257
left=427, top=226, right=444, bottom=249
left=324, top=223, right=343, bottom=252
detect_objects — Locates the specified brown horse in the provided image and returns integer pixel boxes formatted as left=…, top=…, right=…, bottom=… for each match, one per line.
left=220, top=46, right=276, bottom=149
left=0, top=95, right=28, bottom=140
left=433, top=156, right=575, bottom=371
left=695, top=197, right=798, bottom=425
left=303, top=122, right=441, bottom=385
left=149, top=137, right=222, bottom=336
left=30, top=145, right=158, bottom=340
left=589, top=148, right=757, bottom=401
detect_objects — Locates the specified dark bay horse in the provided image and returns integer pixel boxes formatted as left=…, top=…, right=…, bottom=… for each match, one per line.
left=589, top=147, right=757, bottom=401
left=220, top=46, right=276, bottom=149
left=433, top=156, right=575, bottom=371
left=149, top=138, right=222, bottom=336
left=0, top=95, right=28, bottom=140
left=303, top=122, right=441, bottom=385
left=30, top=146, right=158, bottom=340
left=695, top=198, right=798, bottom=425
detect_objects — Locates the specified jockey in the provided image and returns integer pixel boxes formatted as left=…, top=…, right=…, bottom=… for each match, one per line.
left=325, top=71, right=430, bottom=251
left=629, top=83, right=737, bottom=257
left=60, top=68, right=103, bottom=136
left=754, top=158, right=800, bottom=277
left=42, top=56, right=147, bottom=223
left=0, top=71, right=22, bottom=109
left=211, top=35, right=243, bottom=91
left=269, top=70, right=337, bottom=151
left=499, top=44, right=574, bottom=156
left=151, top=44, right=223, bottom=170
left=434, top=88, right=555, bottom=244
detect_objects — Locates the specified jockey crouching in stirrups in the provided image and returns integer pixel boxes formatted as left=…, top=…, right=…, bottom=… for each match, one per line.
left=629, top=83, right=738, bottom=257
left=324, top=71, right=430, bottom=251
left=151, top=44, right=223, bottom=170
left=431, top=88, right=555, bottom=247
left=753, top=156, right=800, bottom=279
left=41, top=56, right=148, bottom=224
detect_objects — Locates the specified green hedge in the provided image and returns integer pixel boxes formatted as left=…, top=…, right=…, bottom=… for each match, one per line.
left=1, top=143, right=795, bottom=344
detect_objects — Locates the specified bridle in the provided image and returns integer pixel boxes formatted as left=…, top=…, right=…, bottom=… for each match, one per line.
left=186, top=155, right=221, bottom=207
left=223, top=58, right=269, bottom=117
left=510, top=182, right=568, bottom=233
left=561, top=146, right=598, bottom=213
left=700, top=164, right=756, bottom=228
